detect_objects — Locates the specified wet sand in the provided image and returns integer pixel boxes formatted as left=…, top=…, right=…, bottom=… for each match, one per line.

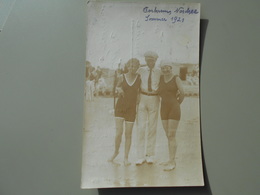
left=81, top=96, right=204, bottom=188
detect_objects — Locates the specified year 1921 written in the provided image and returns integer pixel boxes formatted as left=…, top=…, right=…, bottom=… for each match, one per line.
left=171, top=16, right=184, bottom=23
left=145, top=15, right=184, bottom=23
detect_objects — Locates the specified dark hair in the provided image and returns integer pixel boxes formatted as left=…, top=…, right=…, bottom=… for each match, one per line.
left=126, top=58, right=140, bottom=67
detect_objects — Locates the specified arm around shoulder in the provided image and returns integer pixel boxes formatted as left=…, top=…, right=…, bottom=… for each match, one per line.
left=116, top=75, right=124, bottom=97
left=176, top=76, right=185, bottom=104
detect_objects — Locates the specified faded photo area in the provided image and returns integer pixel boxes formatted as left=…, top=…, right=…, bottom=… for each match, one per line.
left=81, top=1, right=203, bottom=188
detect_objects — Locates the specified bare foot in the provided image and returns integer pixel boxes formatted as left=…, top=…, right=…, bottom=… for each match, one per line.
left=163, top=161, right=176, bottom=171
left=108, top=152, right=118, bottom=163
left=124, top=159, right=131, bottom=166
left=112, top=161, right=121, bottom=166
left=107, top=157, right=114, bottom=163
left=107, top=159, right=120, bottom=166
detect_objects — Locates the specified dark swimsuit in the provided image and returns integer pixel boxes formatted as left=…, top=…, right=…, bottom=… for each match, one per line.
left=159, top=75, right=181, bottom=121
left=115, top=74, right=141, bottom=122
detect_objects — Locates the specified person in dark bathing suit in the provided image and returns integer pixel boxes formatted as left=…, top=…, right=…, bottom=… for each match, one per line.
left=158, top=61, right=185, bottom=171
left=109, top=58, right=141, bottom=166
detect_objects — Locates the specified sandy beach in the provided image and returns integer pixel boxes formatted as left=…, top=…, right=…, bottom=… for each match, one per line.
left=81, top=96, right=203, bottom=188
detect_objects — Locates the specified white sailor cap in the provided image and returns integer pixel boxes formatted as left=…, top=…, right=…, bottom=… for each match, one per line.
left=144, top=51, right=158, bottom=59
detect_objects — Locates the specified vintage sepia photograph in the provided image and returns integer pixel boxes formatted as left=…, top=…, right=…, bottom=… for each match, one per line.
left=81, top=1, right=203, bottom=188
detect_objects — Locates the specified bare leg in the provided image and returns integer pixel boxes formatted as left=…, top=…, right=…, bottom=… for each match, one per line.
left=160, top=120, right=170, bottom=165
left=161, top=120, right=169, bottom=137
left=124, top=121, right=134, bottom=166
left=164, top=119, right=179, bottom=171
left=108, top=118, right=124, bottom=162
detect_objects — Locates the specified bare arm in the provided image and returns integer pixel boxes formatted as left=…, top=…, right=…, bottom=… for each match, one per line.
left=116, top=75, right=124, bottom=97
left=176, top=76, right=185, bottom=104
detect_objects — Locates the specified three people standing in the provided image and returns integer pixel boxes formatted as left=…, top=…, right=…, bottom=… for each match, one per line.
left=110, top=51, right=184, bottom=170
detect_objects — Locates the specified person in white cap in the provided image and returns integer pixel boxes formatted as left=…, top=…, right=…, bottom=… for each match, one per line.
left=158, top=60, right=185, bottom=171
left=135, top=51, right=161, bottom=165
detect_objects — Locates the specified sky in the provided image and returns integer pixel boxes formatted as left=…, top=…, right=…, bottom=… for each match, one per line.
left=86, top=2, right=200, bottom=69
